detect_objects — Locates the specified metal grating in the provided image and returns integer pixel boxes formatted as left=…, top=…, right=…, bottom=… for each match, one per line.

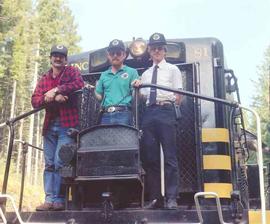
left=176, top=65, right=198, bottom=192
left=77, top=150, right=139, bottom=176
left=77, top=126, right=140, bottom=177
left=78, top=87, right=101, bottom=130
left=77, top=64, right=199, bottom=193
left=79, top=126, right=139, bottom=149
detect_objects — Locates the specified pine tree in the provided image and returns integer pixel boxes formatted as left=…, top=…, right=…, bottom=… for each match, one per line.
left=251, top=46, right=270, bottom=148
left=35, top=0, right=81, bottom=74
left=0, top=0, right=81, bottom=187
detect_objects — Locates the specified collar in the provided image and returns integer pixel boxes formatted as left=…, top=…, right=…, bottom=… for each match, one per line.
left=48, top=67, right=66, bottom=79
left=108, top=65, right=126, bottom=74
left=152, top=59, right=166, bottom=69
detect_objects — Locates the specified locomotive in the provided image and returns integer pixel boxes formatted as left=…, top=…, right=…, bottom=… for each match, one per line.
left=1, top=37, right=270, bottom=223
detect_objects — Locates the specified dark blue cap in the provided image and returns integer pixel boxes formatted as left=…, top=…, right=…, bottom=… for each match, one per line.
left=148, top=33, right=167, bottom=46
left=50, top=45, right=68, bottom=56
left=108, top=39, right=125, bottom=51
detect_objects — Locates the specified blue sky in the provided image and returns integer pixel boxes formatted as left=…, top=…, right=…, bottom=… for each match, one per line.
left=68, top=0, right=270, bottom=106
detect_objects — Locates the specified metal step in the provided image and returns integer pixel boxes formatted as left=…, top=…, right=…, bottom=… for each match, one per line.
left=194, top=192, right=232, bottom=224
left=5, top=208, right=239, bottom=224
left=0, top=194, right=65, bottom=224
left=2, top=193, right=242, bottom=224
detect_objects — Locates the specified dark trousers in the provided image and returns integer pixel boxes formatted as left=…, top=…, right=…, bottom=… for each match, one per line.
left=141, top=105, right=179, bottom=200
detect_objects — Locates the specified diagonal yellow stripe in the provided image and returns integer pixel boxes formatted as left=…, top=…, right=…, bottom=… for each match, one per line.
left=202, top=128, right=229, bottom=143
left=203, top=155, right=231, bottom=170
left=204, top=183, right=232, bottom=198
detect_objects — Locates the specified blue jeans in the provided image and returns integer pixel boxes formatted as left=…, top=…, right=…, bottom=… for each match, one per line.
left=43, top=120, right=74, bottom=203
left=101, top=111, right=133, bottom=126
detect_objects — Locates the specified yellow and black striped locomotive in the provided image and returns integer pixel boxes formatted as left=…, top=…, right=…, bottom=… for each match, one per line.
left=66, top=37, right=270, bottom=223
left=2, top=37, right=270, bottom=223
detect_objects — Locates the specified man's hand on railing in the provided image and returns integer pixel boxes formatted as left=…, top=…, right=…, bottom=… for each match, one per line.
left=131, top=79, right=141, bottom=88
left=44, top=88, right=57, bottom=103
left=55, top=94, right=68, bottom=103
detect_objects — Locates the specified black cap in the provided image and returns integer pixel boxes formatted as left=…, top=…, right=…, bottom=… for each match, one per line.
left=148, top=33, right=167, bottom=46
left=50, top=45, right=68, bottom=56
left=108, top=39, right=125, bottom=51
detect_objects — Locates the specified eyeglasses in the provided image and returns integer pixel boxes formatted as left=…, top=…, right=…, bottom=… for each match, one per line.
left=149, top=46, right=165, bottom=51
left=108, top=51, right=123, bottom=57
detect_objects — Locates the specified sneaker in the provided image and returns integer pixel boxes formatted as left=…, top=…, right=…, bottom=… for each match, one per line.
left=166, top=198, right=178, bottom=209
left=53, top=202, right=65, bottom=211
left=36, top=202, right=53, bottom=211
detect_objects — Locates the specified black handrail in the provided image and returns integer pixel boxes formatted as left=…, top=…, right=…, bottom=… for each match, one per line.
left=2, top=90, right=83, bottom=195
left=2, top=85, right=239, bottom=208
left=14, top=140, right=43, bottom=211
left=225, top=69, right=249, bottom=160
left=2, top=106, right=45, bottom=195
left=136, top=84, right=239, bottom=108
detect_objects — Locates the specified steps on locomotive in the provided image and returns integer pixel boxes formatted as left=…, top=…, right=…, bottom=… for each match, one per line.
left=5, top=208, right=236, bottom=224
left=2, top=192, right=236, bottom=224
left=62, top=125, right=145, bottom=210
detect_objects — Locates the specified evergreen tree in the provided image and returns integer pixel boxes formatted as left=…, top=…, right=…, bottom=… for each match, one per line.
left=35, top=0, right=81, bottom=74
left=251, top=45, right=270, bottom=148
left=0, top=0, right=81, bottom=187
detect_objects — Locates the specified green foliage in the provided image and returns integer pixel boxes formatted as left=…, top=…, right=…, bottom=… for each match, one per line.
left=0, top=0, right=81, bottom=209
left=0, top=0, right=81, bottom=120
left=36, top=0, right=81, bottom=73
left=251, top=46, right=270, bottom=148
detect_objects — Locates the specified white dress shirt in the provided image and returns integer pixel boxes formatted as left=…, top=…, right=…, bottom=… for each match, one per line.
left=140, top=59, right=183, bottom=103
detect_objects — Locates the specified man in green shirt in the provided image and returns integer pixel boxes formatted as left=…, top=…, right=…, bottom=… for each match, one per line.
left=95, top=39, right=140, bottom=125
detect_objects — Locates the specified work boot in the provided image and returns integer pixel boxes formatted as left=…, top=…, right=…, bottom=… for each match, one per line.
left=53, top=202, right=65, bottom=211
left=36, top=202, right=53, bottom=211
left=166, top=198, right=178, bottom=209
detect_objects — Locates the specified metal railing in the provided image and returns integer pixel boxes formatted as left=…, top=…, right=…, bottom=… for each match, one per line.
left=2, top=89, right=82, bottom=196
left=14, top=140, right=43, bottom=211
left=194, top=192, right=231, bottom=224
left=135, top=84, right=266, bottom=224
left=239, top=105, right=266, bottom=224
left=0, top=85, right=265, bottom=223
left=0, top=194, right=66, bottom=224
left=2, top=106, right=45, bottom=196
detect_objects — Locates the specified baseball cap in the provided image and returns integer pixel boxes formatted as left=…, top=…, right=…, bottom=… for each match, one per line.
left=148, top=33, right=167, bottom=46
left=107, top=39, right=126, bottom=51
left=50, top=45, right=68, bottom=56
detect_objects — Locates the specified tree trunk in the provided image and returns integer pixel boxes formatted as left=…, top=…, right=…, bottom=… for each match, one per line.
left=2, top=80, right=17, bottom=157
left=34, top=112, right=41, bottom=185
left=28, top=42, right=40, bottom=184
left=16, top=117, right=24, bottom=175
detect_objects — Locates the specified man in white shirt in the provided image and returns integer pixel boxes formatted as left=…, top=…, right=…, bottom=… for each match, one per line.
left=139, top=33, right=183, bottom=209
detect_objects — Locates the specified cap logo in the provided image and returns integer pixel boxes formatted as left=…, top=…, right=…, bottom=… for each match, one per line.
left=112, top=40, right=119, bottom=46
left=152, top=34, right=160, bottom=40
left=56, top=45, right=64, bottom=49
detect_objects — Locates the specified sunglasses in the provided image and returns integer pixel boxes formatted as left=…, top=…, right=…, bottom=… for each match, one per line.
left=108, top=51, right=123, bottom=57
left=150, top=46, right=165, bottom=51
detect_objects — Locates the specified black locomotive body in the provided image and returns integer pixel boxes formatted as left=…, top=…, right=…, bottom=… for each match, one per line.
left=2, top=37, right=270, bottom=223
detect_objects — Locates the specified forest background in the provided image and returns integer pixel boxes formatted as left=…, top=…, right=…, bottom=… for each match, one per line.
left=0, top=0, right=269, bottom=210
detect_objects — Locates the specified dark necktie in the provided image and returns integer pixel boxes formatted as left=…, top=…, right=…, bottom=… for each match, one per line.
left=149, top=65, right=159, bottom=105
